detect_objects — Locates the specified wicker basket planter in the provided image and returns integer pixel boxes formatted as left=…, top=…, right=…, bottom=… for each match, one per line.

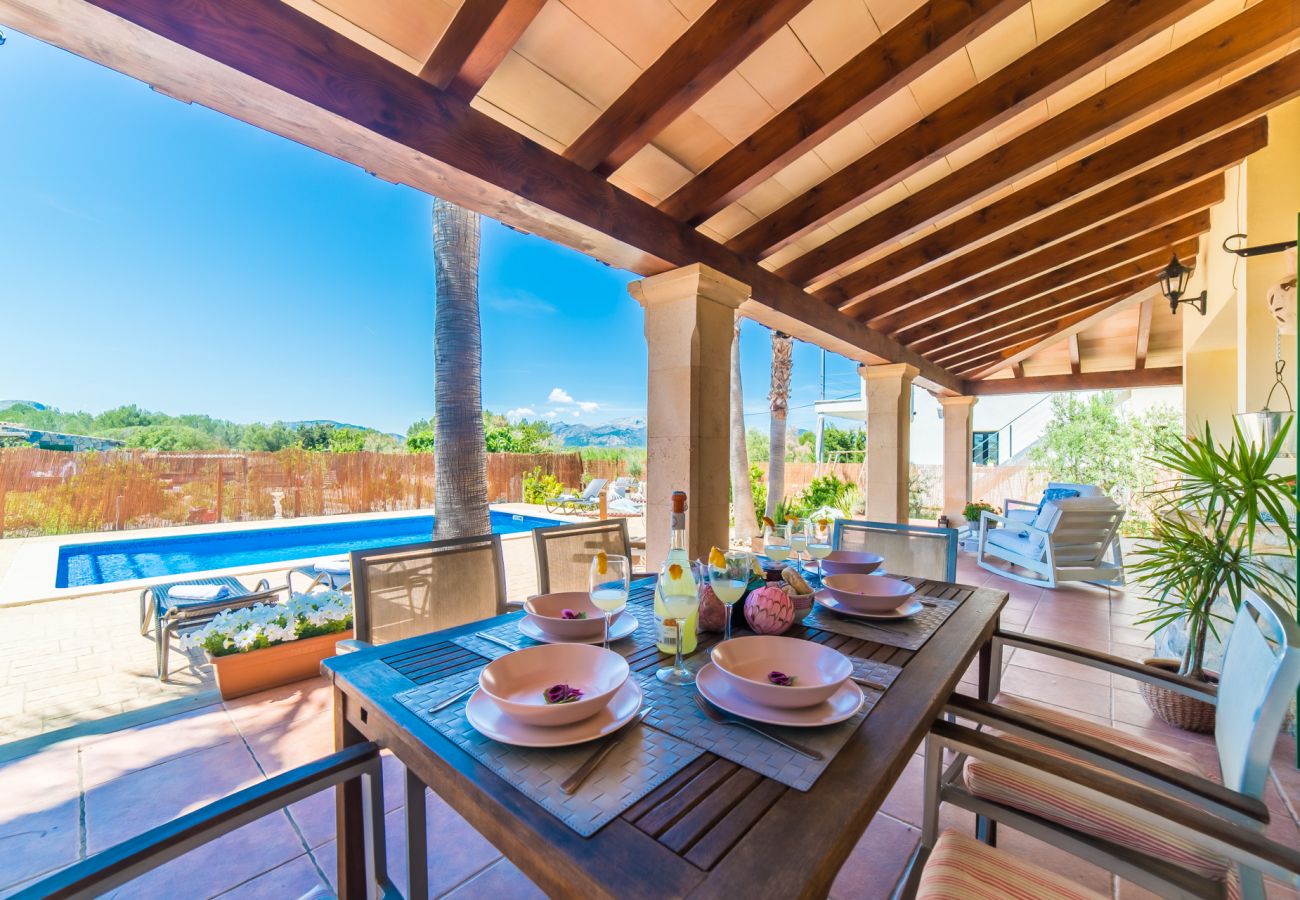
left=209, top=630, right=353, bottom=700
left=1138, top=658, right=1218, bottom=734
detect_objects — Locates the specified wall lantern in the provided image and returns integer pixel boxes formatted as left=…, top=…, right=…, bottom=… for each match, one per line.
left=1157, top=253, right=1206, bottom=316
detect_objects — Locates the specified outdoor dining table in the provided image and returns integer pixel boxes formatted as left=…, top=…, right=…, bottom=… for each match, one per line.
left=322, top=575, right=1008, bottom=900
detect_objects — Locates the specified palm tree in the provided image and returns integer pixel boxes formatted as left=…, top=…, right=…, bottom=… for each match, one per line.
left=432, top=197, right=490, bottom=539
left=765, top=331, right=793, bottom=519
left=730, top=315, right=757, bottom=545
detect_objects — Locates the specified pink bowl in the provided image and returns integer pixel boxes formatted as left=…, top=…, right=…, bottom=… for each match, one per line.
left=819, top=550, right=885, bottom=576
left=479, top=643, right=629, bottom=726
left=524, top=592, right=621, bottom=640
left=710, top=635, right=852, bottom=709
left=822, top=574, right=916, bottom=613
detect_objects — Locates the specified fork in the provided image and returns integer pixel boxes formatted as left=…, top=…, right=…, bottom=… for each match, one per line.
left=692, top=693, right=823, bottom=760
left=476, top=632, right=520, bottom=652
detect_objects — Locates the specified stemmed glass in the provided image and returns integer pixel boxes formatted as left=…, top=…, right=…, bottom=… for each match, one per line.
left=655, top=560, right=701, bottom=685
left=589, top=553, right=629, bottom=650
left=708, top=550, right=751, bottom=644
left=807, top=518, right=833, bottom=584
left=763, top=522, right=791, bottom=566
left=787, top=518, right=808, bottom=569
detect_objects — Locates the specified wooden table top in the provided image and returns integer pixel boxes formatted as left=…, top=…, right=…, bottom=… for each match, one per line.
left=323, top=577, right=1007, bottom=899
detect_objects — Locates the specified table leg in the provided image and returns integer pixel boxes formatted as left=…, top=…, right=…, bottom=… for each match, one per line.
left=405, top=767, right=429, bottom=900
left=334, top=687, right=369, bottom=900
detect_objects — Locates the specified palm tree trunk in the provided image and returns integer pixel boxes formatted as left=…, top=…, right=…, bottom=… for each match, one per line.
left=432, top=198, right=490, bottom=540
left=765, top=331, right=793, bottom=519
left=730, top=316, right=757, bottom=544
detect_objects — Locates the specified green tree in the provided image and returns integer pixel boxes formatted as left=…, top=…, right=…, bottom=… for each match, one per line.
left=406, top=418, right=434, bottom=438
left=746, top=427, right=769, bottom=463
left=117, top=424, right=223, bottom=451
left=297, top=423, right=336, bottom=452
left=822, top=424, right=866, bottom=457
left=406, top=429, right=436, bottom=453
left=329, top=427, right=367, bottom=453
left=93, top=404, right=154, bottom=430
left=240, top=422, right=298, bottom=452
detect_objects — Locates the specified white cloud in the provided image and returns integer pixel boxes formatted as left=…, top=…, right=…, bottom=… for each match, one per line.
left=577, top=401, right=599, bottom=413
left=483, top=291, right=556, bottom=316
left=506, top=407, right=535, bottom=420
left=545, top=411, right=558, bottom=419
left=548, top=388, right=573, bottom=404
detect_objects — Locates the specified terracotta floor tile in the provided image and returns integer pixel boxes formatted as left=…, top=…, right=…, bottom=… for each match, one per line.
left=997, top=666, right=1112, bottom=718
left=80, top=704, right=242, bottom=788
left=213, top=851, right=328, bottom=899
left=1003, top=647, right=1112, bottom=687
left=441, top=857, right=545, bottom=899
left=830, top=813, right=919, bottom=900
left=0, top=745, right=82, bottom=891
left=243, top=712, right=333, bottom=777
left=222, top=678, right=332, bottom=738
left=287, top=753, right=406, bottom=850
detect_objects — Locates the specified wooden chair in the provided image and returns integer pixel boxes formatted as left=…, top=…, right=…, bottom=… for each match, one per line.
left=833, top=519, right=958, bottom=582
left=13, top=743, right=392, bottom=899
left=977, top=497, right=1125, bottom=588
left=532, top=518, right=649, bottom=595
left=921, top=587, right=1300, bottom=900
left=345, top=534, right=506, bottom=648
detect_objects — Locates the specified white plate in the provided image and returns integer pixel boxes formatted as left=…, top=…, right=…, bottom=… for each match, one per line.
left=466, top=679, right=643, bottom=748
left=695, top=662, right=863, bottom=728
left=813, top=590, right=923, bottom=620
left=518, top=611, right=638, bottom=645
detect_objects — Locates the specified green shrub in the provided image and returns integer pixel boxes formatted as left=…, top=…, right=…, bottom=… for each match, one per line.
left=522, top=466, right=566, bottom=504
left=749, top=464, right=767, bottom=526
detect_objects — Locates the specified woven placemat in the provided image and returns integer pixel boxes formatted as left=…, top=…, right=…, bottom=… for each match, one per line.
left=802, top=595, right=960, bottom=651
left=395, top=667, right=704, bottom=837
left=637, top=656, right=899, bottom=792
left=452, top=601, right=658, bottom=660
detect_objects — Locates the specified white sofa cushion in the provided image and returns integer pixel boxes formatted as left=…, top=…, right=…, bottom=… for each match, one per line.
left=985, top=528, right=1042, bottom=560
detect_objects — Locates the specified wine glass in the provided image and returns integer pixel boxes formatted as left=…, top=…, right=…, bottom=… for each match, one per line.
left=655, top=560, right=700, bottom=685
left=589, top=553, right=629, bottom=649
left=807, top=518, right=833, bottom=584
left=787, top=519, right=808, bottom=568
left=763, top=522, right=791, bottom=566
left=708, top=550, right=751, bottom=644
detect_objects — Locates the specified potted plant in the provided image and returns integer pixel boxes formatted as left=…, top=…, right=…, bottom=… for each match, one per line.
left=963, top=500, right=997, bottom=526
left=1129, top=419, right=1297, bottom=732
left=182, top=591, right=354, bottom=699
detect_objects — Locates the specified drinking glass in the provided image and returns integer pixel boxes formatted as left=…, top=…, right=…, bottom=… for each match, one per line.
left=788, top=520, right=808, bottom=567
left=708, top=550, right=751, bottom=643
left=656, top=561, right=701, bottom=685
left=807, top=518, right=833, bottom=584
left=589, top=553, right=629, bottom=650
left=763, top=523, right=791, bottom=565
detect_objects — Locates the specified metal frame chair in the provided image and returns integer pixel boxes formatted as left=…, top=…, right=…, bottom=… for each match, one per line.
left=832, top=519, right=958, bottom=582
left=543, top=477, right=608, bottom=515
left=288, top=557, right=353, bottom=594
left=977, top=497, right=1125, bottom=588
left=532, top=517, right=651, bottom=595
left=921, top=587, right=1300, bottom=900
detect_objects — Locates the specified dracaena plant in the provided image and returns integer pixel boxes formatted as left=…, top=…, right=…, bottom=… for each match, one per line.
left=1130, top=418, right=1297, bottom=682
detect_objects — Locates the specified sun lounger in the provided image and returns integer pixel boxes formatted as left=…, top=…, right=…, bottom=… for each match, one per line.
left=288, top=556, right=353, bottom=594
left=544, top=477, right=608, bottom=514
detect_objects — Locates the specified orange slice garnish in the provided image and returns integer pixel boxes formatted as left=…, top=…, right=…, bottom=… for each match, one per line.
left=595, top=551, right=608, bottom=575
left=761, top=515, right=776, bottom=528
left=668, top=563, right=683, bottom=580
left=708, top=546, right=727, bottom=569
left=817, top=517, right=831, bottom=528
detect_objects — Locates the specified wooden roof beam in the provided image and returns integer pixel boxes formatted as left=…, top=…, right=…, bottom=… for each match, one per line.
left=730, top=0, right=1214, bottom=260
left=563, top=0, right=815, bottom=175
left=1068, top=335, right=1082, bottom=376
left=1135, top=299, right=1154, bottom=369
left=658, top=0, right=1028, bottom=225
left=776, top=0, right=1300, bottom=287
left=419, top=0, right=546, bottom=102
left=967, top=367, right=1183, bottom=394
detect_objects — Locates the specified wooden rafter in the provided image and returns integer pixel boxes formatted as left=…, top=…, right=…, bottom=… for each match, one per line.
left=967, top=368, right=1183, bottom=394
left=1135, top=299, right=1154, bottom=369
left=865, top=181, right=1221, bottom=335
left=1012, top=362, right=1025, bottom=378
left=838, top=120, right=1253, bottom=320
left=903, top=234, right=1204, bottom=351
left=1068, top=335, right=1082, bottom=376
left=776, top=1, right=1300, bottom=287
left=419, top=0, right=545, bottom=102
left=658, top=0, right=1026, bottom=225
left=563, top=0, right=815, bottom=175
left=728, top=0, right=1214, bottom=260
left=828, top=62, right=1298, bottom=300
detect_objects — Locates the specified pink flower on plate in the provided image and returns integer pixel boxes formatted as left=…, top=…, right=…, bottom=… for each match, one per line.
left=560, top=608, right=587, bottom=620
left=543, top=683, right=584, bottom=704
left=767, top=671, right=796, bottom=686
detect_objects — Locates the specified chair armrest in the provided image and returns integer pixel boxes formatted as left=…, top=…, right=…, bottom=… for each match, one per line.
left=944, top=693, right=1265, bottom=825
left=980, top=511, right=1015, bottom=527
left=1003, top=498, right=1038, bottom=512
left=994, top=631, right=1217, bottom=702
left=931, top=720, right=1300, bottom=886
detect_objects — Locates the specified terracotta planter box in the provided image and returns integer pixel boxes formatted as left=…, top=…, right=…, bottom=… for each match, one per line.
left=209, top=630, right=353, bottom=700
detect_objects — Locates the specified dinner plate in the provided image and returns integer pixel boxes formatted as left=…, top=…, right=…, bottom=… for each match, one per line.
left=813, top=590, right=923, bottom=620
left=517, top=611, right=638, bottom=645
left=466, top=678, right=643, bottom=748
left=695, top=662, right=862, bottom=728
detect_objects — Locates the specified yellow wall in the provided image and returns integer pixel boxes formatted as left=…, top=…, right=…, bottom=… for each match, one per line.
left=1184, top=347, right=1237, bottom=439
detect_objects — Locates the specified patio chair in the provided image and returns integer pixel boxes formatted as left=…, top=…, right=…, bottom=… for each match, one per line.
left=287, top=556, right=352, bottom=594
left=14, top=742, right=392, bottom=899
left=977, top=496, right=1124, bottom=588
left=344, top=533, right=506, bottom=648
left=532, top=518, right=650, bottom=595
left=1002, top=481, right=1104, bottom=525
left=833, top=519, right=958, bottom=582
left=544, top=477, right=608, bottom=515
left=920, top=587, right=1300, bottom=900
left=140, top=576, right=289, bottom=681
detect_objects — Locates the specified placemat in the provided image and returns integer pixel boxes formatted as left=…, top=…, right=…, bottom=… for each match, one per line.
left=802, top=595, right=960, bottom=651
left=395, top=667, right=705, bottom=837
left=452, top=601, right=658, bottom=660
left=637, top=656, right=899, bottom=792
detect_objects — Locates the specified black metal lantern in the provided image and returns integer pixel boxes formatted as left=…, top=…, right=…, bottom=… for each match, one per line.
left=1157, top=253, right=1206, bottom=315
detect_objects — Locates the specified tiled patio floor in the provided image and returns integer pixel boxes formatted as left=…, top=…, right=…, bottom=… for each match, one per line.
left=2, top=553, right=1297, bottom=898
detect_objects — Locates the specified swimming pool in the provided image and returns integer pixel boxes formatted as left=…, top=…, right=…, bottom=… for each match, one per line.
left=55, top=511, right=562, bottom=588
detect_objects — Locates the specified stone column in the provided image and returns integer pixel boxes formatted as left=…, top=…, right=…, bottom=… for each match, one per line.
left=628, top=264, right=748, bottom=565
left=938, top=395, right=978, bottom=525
left=861, top=363, right=918, bottom=523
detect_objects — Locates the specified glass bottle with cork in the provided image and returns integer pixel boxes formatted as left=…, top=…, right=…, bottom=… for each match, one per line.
left=654, top=490, right=699, bottom=660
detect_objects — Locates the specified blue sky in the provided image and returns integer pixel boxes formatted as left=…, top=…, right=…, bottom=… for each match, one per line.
left=0, top=29, right=872, bottom=436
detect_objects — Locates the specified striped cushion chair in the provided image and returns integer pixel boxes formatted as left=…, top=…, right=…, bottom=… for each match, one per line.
left=916, top=830, right=1107, bottom=900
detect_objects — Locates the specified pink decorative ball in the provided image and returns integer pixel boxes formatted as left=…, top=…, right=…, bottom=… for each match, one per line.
left=744, top=585, right=795, bottom=635
left=697, top=584, right=728, bottom=633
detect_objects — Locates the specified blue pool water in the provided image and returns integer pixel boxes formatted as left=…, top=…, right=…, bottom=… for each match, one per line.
left=56, top=511, right=561, bottom=588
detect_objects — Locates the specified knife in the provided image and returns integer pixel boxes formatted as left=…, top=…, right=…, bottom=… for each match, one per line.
left=560, top=707, right=650, bottom=795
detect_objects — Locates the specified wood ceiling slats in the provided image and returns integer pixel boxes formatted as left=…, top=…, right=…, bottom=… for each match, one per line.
left=969, top=367, right=1183, bottom=394
left=419, top=0, right=546, bottom=102
left=1135, top=297, right=1154, bottom=369
left=657, top=0, right=1027, bottom=225
left=776, top=0, right=1300, bottom=288
left=562, top=0, right=816, bottom=175
left=819, top=56, right=1298, bottom=309
left=727, top=0, right=1214, bottom=260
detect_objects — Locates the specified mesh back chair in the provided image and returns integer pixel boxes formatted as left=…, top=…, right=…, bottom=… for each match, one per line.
left=533, top=518, right=644, bottom=594
left=833, top=520, right=958, bottom=582
left=349, top=534, right=506, bottom=646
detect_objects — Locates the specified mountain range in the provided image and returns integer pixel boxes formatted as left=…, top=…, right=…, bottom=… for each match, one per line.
left=549, top=416, right=646, bottom=448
